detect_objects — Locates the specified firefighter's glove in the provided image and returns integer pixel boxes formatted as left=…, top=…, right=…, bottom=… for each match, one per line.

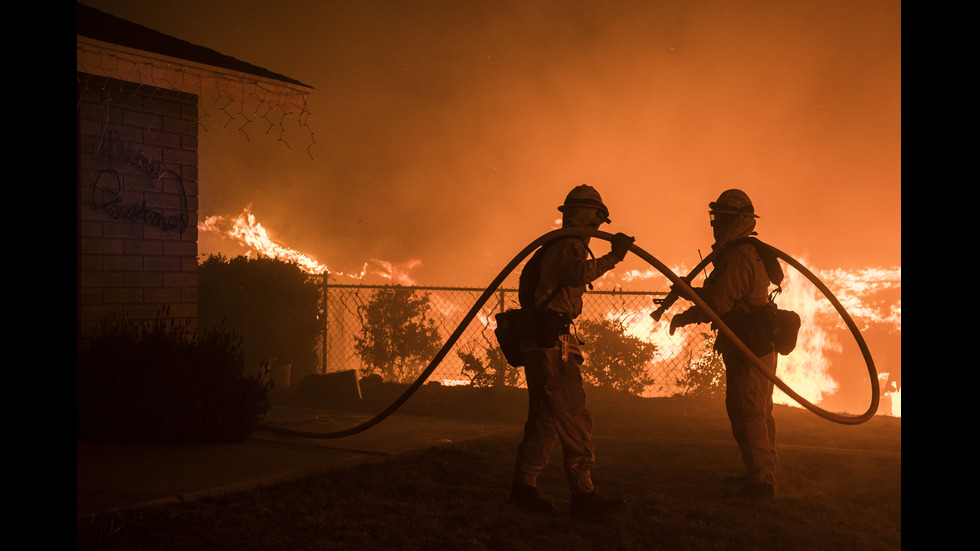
left=669, top=309, right=697, bottom=335
left=610, top=232, right=635, bottom=261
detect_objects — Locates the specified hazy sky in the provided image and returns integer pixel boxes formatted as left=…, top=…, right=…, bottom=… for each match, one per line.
left=82, top=0, right=901, bottom=288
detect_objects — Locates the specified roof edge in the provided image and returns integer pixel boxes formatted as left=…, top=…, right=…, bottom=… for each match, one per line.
left=76, top=3, right=313, bottom=90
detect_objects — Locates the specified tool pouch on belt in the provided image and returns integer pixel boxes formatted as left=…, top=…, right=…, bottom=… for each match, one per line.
left=753, top=300, right=802, bottom=356
left=529, top=308, right=572, bottom=348
left=715, top=306, right=774, bottom=358
left=494, top=308, right=573, bottom=367
left=770, top=306, right=801, bottom=355
left=494, top=309, right=530, bottom=367
left=716, top=303, right=801, bottom=357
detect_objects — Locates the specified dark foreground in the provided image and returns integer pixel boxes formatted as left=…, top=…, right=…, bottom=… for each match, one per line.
left=77, top=385, right=901, bottom=550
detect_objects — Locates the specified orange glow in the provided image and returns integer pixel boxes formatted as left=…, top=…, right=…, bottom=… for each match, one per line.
left=771, top=266, right=841, bottom=407
left=200, top=209, right=900, bottom=417
left=199, top=205, right=420, bottom=285
left=617, top=258, right=900, bottom=417
left=885, top=381, right=901, bottom=417
left=85, top=0, right=898, bottom=419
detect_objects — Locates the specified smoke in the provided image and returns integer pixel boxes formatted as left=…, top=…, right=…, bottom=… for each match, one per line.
left=145, top=0, right=901, bottom=288
left=87, top=0, right=900, bottom=413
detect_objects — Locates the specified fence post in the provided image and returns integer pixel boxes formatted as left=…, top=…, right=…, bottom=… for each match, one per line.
left=322, top=274, right=329, bottom=375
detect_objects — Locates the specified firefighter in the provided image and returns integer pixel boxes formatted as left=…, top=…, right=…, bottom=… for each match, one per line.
left=669, top=189, right=779, bottom=499
left=508, top=185, right=635, bottom=520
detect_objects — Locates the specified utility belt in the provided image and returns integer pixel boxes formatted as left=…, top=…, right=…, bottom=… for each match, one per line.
left=528, top=310, right=583, bottom=364
left=495, top=307, right=575, bottom=368
left=713, top=303, right=774, bottom=357
left=713, top=298, right=801, bottom=358
left=527, top=308, right=573, bottom=348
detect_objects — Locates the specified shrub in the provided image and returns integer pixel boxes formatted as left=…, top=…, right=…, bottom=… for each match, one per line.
left=675, top=332, right=727, bottom=398
left=458, top=345, right=521, bottom=388
left=353, top=287, right=443, bottom=383
left=576, top=317, right=657, bottom=394
left=198, top=254, right=321, bottom=384
left=77, top=314, right=271, bottom=443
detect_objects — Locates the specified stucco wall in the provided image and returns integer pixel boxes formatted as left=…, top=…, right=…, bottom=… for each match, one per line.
left=77, top=73, right=199, bottom=345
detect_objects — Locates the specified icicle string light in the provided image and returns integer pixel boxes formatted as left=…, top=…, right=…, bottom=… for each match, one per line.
left=77, top=41, right=317, bottom=159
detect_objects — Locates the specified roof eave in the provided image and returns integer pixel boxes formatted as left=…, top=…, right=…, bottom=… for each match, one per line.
left=78, top=35, right=313, bottom=114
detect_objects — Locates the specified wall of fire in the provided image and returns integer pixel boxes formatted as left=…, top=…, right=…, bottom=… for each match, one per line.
left=76, top=73, right=199, bottom=347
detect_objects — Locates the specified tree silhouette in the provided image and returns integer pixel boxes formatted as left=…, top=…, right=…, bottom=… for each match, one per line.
left=576, top=317, right=657, bottom=394
left=198, top=254, right=321, bottom=382
left=676, top=332, right=727, bottom=397
left=458, top=340, right=522, bottom=388
left=353, top=287, right=443, bottom=383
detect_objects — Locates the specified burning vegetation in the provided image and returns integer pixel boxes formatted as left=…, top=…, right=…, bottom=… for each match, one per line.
left=199, top=206, right=901, bottom=417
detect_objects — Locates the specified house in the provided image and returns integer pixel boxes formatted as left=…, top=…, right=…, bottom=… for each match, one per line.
left=76, top=3, right=313, bottom=348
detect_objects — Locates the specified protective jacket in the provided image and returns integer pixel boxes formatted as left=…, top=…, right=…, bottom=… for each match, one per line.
left=708, top=239, right=779, bottom=486
left=683, top=234, right=779, bottom=486
left=677, top=237, right=774, bottom=357
left=513, top=235, right=621, bottom=495
left=532, top=237, right=621, bottom=318
left=702, top=241, right=771, bottom=315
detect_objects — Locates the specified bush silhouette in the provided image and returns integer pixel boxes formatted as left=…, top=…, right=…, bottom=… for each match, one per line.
left=199, top=254, right=321, bottom=383
left=577, top=317, right=657, bottom=394
left=77, top=314, right=271, bottom=443
left=676, top=332, right=727, bottom=398
left=354, top=287, right=442, bottom=383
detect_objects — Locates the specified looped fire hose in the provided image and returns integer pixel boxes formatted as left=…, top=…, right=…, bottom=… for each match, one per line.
left=257, top=227, right=879, bottom=439
left=627, top=233, right=880, bottom=425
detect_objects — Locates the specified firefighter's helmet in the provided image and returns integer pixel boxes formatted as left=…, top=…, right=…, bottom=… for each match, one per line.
left=708, top=189, right=759, bottom=218
left=558, top=185, right=611, bottom=223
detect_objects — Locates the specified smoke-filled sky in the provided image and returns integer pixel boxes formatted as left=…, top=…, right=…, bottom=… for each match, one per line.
left=83, top=0, right=900, bottom=289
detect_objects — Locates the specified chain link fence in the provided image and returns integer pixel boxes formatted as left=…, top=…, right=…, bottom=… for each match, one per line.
left=312, top=279, right=720, bottom=398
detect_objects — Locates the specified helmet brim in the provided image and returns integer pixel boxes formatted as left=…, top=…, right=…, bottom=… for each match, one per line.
left=708, top=202, right=759, bottom=218
left=558, top=203, right=611, bottom=224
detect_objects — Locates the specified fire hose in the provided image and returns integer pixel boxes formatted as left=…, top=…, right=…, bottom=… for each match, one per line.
left=256, top=227, right=879, bottom=439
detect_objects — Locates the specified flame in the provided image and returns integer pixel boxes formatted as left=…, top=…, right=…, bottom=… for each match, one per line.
left=887, top=382, right=901, bottom=417
left=198, top=208, right=900, bottom=417
left=619, top=264, right=693, bottom=286
left=198, top=205, right=420, bottom=284
left=817, top=266, right=902, bottom=330
left=612, top=255, right=901, bottom=417
left=770, top=259, right=901, bottom=415
left=772, top=266, right=840, bottom=406
left=878, top=372, right=901, bottom=417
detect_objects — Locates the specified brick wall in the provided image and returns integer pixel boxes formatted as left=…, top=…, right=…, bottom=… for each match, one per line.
left=77, top=74, right=199, bottom=346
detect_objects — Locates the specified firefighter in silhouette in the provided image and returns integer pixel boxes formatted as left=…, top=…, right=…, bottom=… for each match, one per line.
left=669, top=189, right=778, bottom=499
left=508, top=185, right=635, bottom=520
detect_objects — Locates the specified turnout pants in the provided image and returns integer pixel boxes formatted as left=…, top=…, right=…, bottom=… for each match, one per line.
left=724, top=350, right=778, bottom=485
left=513, top=340, right=596, bottom=494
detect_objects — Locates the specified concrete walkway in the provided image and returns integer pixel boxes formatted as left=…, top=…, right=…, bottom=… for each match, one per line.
left=77, top=406, right=521, bottom=521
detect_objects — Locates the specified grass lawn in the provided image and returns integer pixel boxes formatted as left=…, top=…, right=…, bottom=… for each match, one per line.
left=77, top=384, right=901, bottom=550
